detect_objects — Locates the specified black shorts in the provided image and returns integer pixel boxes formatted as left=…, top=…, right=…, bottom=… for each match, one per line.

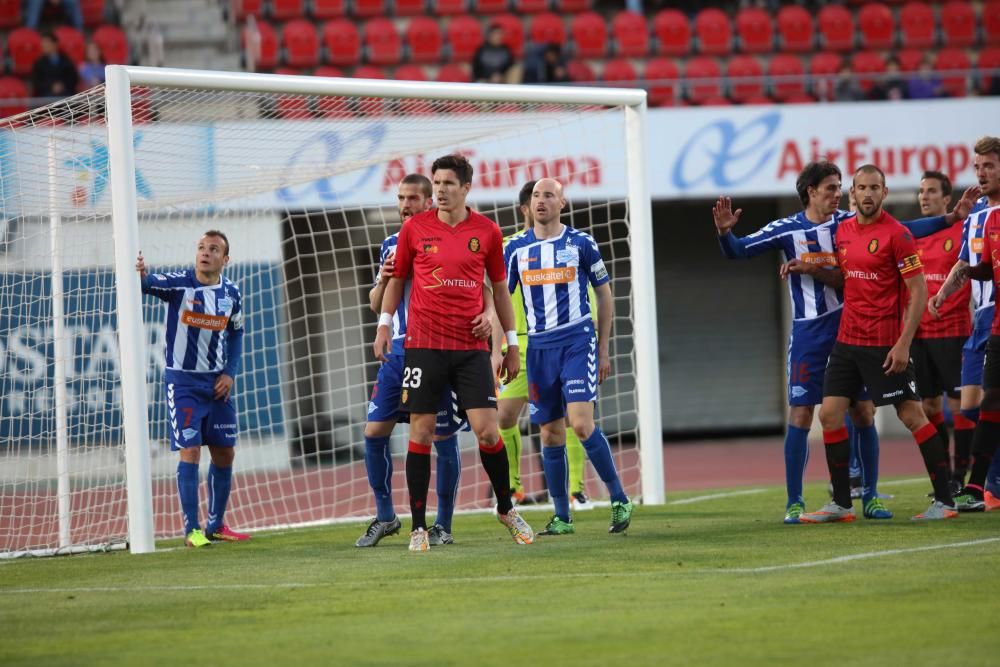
left=911, top=336, right=964, bottom=400
left=823, top=342, right=921, bottom=407
left=399, top=348, right=497, bottom=414
left=982, top=335, right=1000, bottom=391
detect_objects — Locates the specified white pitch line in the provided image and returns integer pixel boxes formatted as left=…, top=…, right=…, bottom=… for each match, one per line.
left=668, top=489, right=767, bottom=505
left=877, top=477, right=926, bottom=487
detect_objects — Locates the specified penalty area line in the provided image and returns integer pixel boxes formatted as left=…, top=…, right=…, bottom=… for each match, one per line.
left=668, top=489, right=767, bottom=505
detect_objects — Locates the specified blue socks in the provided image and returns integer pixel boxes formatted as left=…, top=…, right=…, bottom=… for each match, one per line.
left=433, top=435, right=460, bottom=532
left=176, top=461, right=200, bottom=535
left=784, top=425, right=809, bottom=507
left=854, top=423, right=880, bottom=505
left=205, top=463, right=233, bottom=535
left=364, top=436, right=395, bottom=522
left=542, top=445, right=571, bottom=522
left=581, top=427, right=627, bottom=504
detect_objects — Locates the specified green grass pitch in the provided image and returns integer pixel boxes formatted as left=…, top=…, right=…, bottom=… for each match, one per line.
left=2, top=478, right=1000, bottom=667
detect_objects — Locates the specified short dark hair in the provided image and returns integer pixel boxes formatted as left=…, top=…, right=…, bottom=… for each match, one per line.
left=795, top=161, right=842, bottom=207
left=400, top=173, right=432, bottom=199
left=203, top=230, right=230, bottom=256
left=40, top=31, right=57, bottom=44
left=431, top=154, right=473, bottom=185
left=853, top=164, right=886, bottom=187
left=920, top=170, right=952, bottom=197
left=518, top=180, right=538, bottom=208
left=975, top=136, right=1000, bottom=159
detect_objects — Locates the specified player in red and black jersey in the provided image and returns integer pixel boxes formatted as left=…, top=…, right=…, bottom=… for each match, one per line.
left=801, top=165, right=958, bottom=523
left=373, top=154, right=535, bottom=550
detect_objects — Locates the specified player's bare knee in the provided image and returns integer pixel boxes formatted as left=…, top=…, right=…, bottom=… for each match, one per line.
left=179, top=446, right=201, bottom=464
left=847, top=402, right=875, bottom=428
left=364, top=420, right=394, bottom=439
left=817, top=406, right=843, bottom=432
left=569, top=419, right=594, bottom=442
left=209, top=445, right=235, bottom=467
left=540, top=423, right=565, bottom=446
left=788, top=406, right=813, bottom=429
left=894, top=400, right=926, bottom=431
left=497, top=407, right=519, bottom=430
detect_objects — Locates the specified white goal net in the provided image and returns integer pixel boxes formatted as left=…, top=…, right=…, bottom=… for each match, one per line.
left=0, top=68, right=661, bottom=556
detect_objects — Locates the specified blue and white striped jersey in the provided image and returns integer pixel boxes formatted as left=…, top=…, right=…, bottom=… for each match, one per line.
left=958, top=197, right=999, bottom=323
left=141, top=269, right=244, bottom=377
left=375, top=233, right=411, bottom=343
left=504, top=226, right=609, bottom=345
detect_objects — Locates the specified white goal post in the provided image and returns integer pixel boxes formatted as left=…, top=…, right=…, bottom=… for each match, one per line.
left=2, top=66, right=663, bottom=557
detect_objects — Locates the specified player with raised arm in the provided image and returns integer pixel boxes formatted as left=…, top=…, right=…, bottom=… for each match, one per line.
left=498, top=180, right=591, bottom=510
left=136, top=231, right=250, bottom=547
left=932, top=136, right=1000, bottom=511
left=801, top=165, right=956, bottom=522
left=714, top=162, right=973, bottom=524
left=911, top=171, right=972, bottom=496
left=504, top=178, right=632, bottom=535
left=358, top=174, right=493, bottom=548
left=373, top=154, right=534, bottom=551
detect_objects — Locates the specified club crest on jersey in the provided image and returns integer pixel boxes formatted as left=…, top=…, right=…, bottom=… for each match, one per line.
left=468, top=237, right=480, bottom=253
left=423, top=244, right=439, bottom=254
left=944, top=238, right=954, bottom=252
left=556, top=247, right=579, bottom=265
left=217, top=297, right=232, bottom=311
left=867, top=239, right=879, bottom=254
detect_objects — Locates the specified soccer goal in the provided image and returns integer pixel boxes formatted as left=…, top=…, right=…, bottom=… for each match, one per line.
left=0, top=67, right=662, bottom=556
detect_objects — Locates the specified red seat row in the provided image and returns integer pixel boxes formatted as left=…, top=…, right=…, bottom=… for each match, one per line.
left=234, top=0, right=592, bottom=20
left=3, top=24, right=129, bottom=76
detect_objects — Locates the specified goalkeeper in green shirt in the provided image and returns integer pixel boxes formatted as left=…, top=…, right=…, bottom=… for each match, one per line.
left=497, top=181, right=593, bottom=510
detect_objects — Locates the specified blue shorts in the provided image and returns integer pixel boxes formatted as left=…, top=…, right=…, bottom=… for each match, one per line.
left=787, top=314, right=869, bottom=406
left=526, top=332, right=598, bottom=425
left=961, top=326, right=991, bottom=387
left=367, top=352, right=466, bottom=436
left=164, top=372, right=237, bottom=451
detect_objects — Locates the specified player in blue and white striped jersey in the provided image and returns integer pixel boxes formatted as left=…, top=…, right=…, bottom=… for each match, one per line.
left=136, top=230, right=249, bottom=548
left=504, top=177, right=633, bottom=535
left=714, top=161, right=974, bottom=524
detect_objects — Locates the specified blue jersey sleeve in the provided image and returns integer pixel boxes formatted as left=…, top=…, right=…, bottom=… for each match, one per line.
left=582, top=235, right=610, bottom=287
left=899, top=214, right=949, bottom=239
left=141, top=271, right=187, bottom=302
left=504, top=242, right=520, bottom=294
left=222, top=290, right=244, bottom=377
left=717, top=219, right=789, bottom=260
left=373, top=236, right=397, bottom=287
left=959, top=216, right=972, bottom=263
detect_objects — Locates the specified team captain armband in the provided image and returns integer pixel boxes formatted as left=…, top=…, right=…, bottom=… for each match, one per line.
left=898, top=254, right=922, bottom=274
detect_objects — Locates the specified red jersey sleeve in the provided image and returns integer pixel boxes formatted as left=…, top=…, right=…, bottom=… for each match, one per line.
left=485, top=222, right=506, bottom=283
left=394, top=220, right=414, bottom=280
left=893, top=226, right=924, bottom=278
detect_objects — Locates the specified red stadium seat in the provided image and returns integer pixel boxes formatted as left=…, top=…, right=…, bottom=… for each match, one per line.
left=529, top=12, right=565, bottom=47
left=851, top=50, right=886, bottom=93
left=395, top=64, right=428, bottom=80
left=726, top=54, right=764, bottom=102
left=735, top=6, right=773, bottom=54
left=601, top=58, right=637, bottom=84
left=896, top=48, right=924, bottom=72
left=353, top=65, right=386, bottom=78
left=314, top=66, right=345, bottom=77
left=92, top=24, right=129, bottom=65
left=694, top=7, right=732, bottom=55
left=857, top=2, right=895, bottom=50
left=276, top=95, right=312, bottom=120
left=940, top=1, right=976, bottom=48
left=742, top=94, right=773, bottom=105
left=984, top=1, right=1000, bottom=45
left=685, top=56, right=722, bottom=103
left=700, top=95, right=731, bottom=107
left=7, top=27, right=42, bottom=77
left=271, top=0, right=305, bottom=20
left=363, top=18, right=402, bottom=65
left=610, top=11, right=648, bottom=58
left=437, top=63, right=471, bottom=82
left=934, top=47, right=971, bottom=96
left=572, top=11, right=608, bottom=58
left=54, top=26, right=86, bottom=65
left=242, top=19, right=277, bottom=70
left=767, top=52, right=806, bottom=101
left=282, top=19, right=318, bottom=68
left=491, top=13, right=525, bottom=57
left=644, top=57, right=679, bottom=106
left=899, top=1, right=936, bottom=49
left=809, top=51, right=843, bottom=99
left=978, top=46, right=1000, bottom=92
left=311, top=0, right=346, bottom=19
left=0, top=0, right=20, bottom=29
left=406, top=17, right=443, bottom=63
left=514, top=0, right=549, bottom=13
left=817, top=4, right=854, bottom=52
left=653, top=9, right=691, bottom=57
left=554, top=0, right=589, bottom=11
left=446, top=16, right=484, bottom=61
left=567, top=59, right=595, bottom=82
left=352, top=66, right=389, bottom=114
left=80, top=0, right=104, bottom=26
left=323, top=19, right=361, bottom=66
left=473, top=0, right=509, bottom=13
left=0, top=76, right=28, bottom=117
left=784, top=93, right=816, bottom=104
left=395, top=0, right=427, bottom=16
left=433, top=0, right=467, bottom=15
left=353, top=0, right=388, bottom=18
left=776, top=5, right=813, bottom=53
left=232, top=0, right=263, bottom=20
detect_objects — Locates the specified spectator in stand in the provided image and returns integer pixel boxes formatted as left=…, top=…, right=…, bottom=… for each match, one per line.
left=833, top=64, right=865, bottom=102
left=32, top=31, right=79, bottom=98
left=869, top=58, right=907, bottom=101
left=78, top=41, right=105, bottom=89
left=472, top=24, right=516, bottom=84
left=24, top=0, right=84, bottom=31
left=522, top=44, right=569, bottom=85
left=908, top=56, right=944, bottom=100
